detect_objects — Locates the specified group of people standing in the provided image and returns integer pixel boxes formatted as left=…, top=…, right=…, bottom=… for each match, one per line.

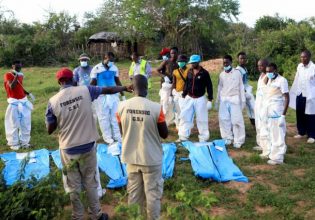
left=2, top=48, right=315, bottom=220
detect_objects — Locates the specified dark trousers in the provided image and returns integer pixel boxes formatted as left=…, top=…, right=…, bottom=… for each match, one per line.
left=296, top=94, right=315, bottom=138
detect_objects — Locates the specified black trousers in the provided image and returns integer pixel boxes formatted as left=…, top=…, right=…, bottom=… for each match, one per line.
left=296, top=94, right=315, bottom=138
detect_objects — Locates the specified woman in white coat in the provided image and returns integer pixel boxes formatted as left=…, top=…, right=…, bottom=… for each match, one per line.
left=289, top=50, right=315, bottom=144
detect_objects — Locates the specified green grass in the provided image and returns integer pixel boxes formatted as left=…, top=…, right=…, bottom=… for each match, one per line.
left=1, top=65, right=315, bottom=219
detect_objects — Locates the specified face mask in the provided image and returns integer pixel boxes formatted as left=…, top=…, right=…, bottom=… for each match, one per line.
left=80, top=61, right=88, bottom=67
left=267, top=72, right=275, bottom=79
left=177, top=62, right=186, bottom=69
left=224, top=65, right=232, bottom=72
left=107, top=61, right=113, bottom=68
left=162, top=55, right=168, bottom=61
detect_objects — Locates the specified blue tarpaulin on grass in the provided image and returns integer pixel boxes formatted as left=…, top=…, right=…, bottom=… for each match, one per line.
left=162, top=143, right=177, bottom=179
left=0, top=149, right=50, bottom=186
left=97, top=143, right=127, bottom=188
left=182, top=140, right=248, bottom=183
left=51, top=149, right=63, bottom=169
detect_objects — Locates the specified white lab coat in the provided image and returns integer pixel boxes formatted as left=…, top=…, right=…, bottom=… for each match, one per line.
left=289, top=61, right=315, bottom=115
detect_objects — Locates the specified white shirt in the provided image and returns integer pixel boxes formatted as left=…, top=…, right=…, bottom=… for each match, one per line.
left=296, top=62, right=313, bottom=96
left=217, top=68, right=245, bottom=104
left=90, top=63, right=119, bottom=79
left=267, top=75, right=289, bottom=94
left=289, top=61, right=315, bottom=114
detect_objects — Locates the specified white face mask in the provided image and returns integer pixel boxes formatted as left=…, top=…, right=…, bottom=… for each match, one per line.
left=80, top=61, right=88, bottom=67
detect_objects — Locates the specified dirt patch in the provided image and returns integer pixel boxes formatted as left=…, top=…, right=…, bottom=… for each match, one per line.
left=201, top=59, right=223, bottom=73
left=101, top=204, right=116, bottom=218
left=225, top=181, right=253, bottom=194
left=250, top=176, right=279, bottom=192
left=228, top=150, right=252, bottom=159
left=255, top=205, right=273, bottom=214
left=250, top=164, right=275, bottom=172
left=292, top=169, right=306, bottom=178
left=210, top=206, right=230, bottom=217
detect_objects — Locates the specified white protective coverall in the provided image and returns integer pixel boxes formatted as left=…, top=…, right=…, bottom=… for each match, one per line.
left=255, top=75, right=267, bottom=148
left=236, top=66, right=256, bottom=120
left=5, top=97, right=33, bottom=146
left=178, top=95, right=209, bottom=142
left=91, top=63, right=121, bottom=144
left=259, top=75, right=289, bottom=163
left=172, top=89, right=184, bottom=129
left=159, top=80, right=175, bottom=126
left=217, top=68, right=246, bottom=146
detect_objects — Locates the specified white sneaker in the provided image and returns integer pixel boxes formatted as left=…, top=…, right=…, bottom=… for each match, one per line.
left=294, top=134, right=304, bottom=139
left=10, top=145, right=21, bottom=151
left=233, top=143, right=242, bottom=149
left=105, top=139, right=114, bottom=145
left=98, top=188, right=106, bottom=198
left=259, top=154, right=269, bottom=159
left=307, top=138, right=315, bottom=144
left=267, top=160, right=283, bottom=165
left=225, top=139, right=232, bottom=145
left=253, top=146, right=263, bottom=151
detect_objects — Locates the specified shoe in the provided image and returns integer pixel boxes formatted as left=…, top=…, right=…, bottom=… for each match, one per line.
left=259, top=154, right=269, bottom=159
left=98, top=213, right=109, bottom=220
left=176, top=137, right=188, bottom=143
left=307, top=138, right=315, bottom=144
left=21, top=143, right=30, bottom=149
left=10, top=145, right=21, bottom=150
left=294, top=134, right=304, bottom=139
left=253, top=146, right=263, bottom=151
left=267, top=160, right=283, bottom=165
left=105, top=139, right=114, bottom=145
left=233, top=143, right=242, bottom=148
left=225, top=139, right=232, bottom=145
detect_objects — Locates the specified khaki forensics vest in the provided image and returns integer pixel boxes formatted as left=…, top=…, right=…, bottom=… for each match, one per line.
left=118, top=96, right=162, bottom=166
left=49, top=86, right=99, bottom=149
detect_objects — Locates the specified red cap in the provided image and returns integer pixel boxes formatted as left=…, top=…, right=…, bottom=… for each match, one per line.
left=56, top=68, right=73, bottom=80
left=160, top=48, right=170, bottom=56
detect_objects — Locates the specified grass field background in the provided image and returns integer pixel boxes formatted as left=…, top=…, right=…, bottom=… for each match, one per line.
left=1, top=63, right=315, bottom=219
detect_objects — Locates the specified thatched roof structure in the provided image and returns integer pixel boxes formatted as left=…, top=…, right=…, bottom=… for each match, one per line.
left=88, top=32, right=122, bottom=44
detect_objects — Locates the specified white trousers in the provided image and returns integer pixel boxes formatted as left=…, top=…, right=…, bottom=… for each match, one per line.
left=178, top=96, right=209, bottom=142
left=260, top=100, right=287, bottom=163
left=5, top=98, right=32, bottom=146
left=219, top=100, right=245, bottom=145
left=159, top=83, right=175, bottom=126
left=245, top=85, right=255, bottom=119
left=172, top=90, right=183, bottom=129
left=95, top=95, right=121, bottom=144
left=255, top=94, right=263, bottom=147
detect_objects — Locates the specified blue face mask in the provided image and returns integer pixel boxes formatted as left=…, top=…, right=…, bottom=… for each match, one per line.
left=224, top=65, right=232, bottom=72
left=177, top=62, right=186, bottom=69
left=80, top=61, right=88, bottom=67
left=107, top=61, right=113, bottom=68
left=267, top=72, right=275, bottom=79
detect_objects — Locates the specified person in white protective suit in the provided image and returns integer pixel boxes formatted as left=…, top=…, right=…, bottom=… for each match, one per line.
left=157, top=47, right=179, bottom=125
left=216, top=54, right=246, bottom=148
left=259, top=63, right=289, bottom=165
left=179, top=54, right=213, bottom=142
left=253, top=59, right=269, bottom=151
left=4, top=60, right=35, bottom=150
left=236, top=52, right=256, bottom=128
left=90, top=52, right=125, bottom=145
left=289, top=50, right=315, bottom=144
left=171, top=55, right=189, bottom=130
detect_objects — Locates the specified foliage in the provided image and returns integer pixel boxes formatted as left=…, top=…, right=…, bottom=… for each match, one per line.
left=0, top=169, right=68, bottom=220
left=165, top=184, right=217, bottom=219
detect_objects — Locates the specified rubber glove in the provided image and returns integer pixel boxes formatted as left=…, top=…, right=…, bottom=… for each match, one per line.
left=207, top=101, right=212, bottom=110
left=279, top=115, right=286, bottom=127
left=121, top=96, right=126, bottom=101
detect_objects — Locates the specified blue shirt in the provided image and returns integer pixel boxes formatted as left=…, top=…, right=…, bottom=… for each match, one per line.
left=73, top=66, right=93, bottom=86
left=45, top=85, right=103, bottom=154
